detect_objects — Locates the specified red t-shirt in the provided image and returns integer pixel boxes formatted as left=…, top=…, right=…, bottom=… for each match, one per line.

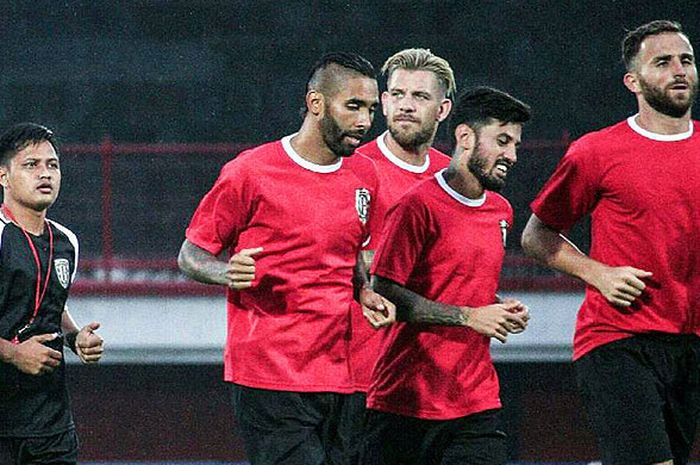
left=367, top=171, right=513, bottom=419
left=350, top=133, right=451, bottom=391
left=531, top=117, right=700, bottom=360
left=186, top=135, right=379, bottom=392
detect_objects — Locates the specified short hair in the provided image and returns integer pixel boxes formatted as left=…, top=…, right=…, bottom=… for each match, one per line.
left=622, top=20, right=686, bottom=71
left=381, top=48, right=456, bottom=98
left=306, top=51, right=376, bottom=94
left=300, top=52, right=376, bottom=117
left=449, top=86, right=531, bottom=136
left=0, top=122, right=59, bottom=166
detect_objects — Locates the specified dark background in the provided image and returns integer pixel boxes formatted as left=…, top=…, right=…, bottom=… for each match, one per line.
left=3, top=2, right=700, bottom=461
left=2, top=1, right=699, bottom=143
left=1, top=1, right=699, bottom=259
left=67, top=362, right=700, bottom=462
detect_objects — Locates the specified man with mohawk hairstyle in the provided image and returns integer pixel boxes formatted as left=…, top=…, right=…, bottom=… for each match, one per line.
left=179, top=52, right=393, bottom=465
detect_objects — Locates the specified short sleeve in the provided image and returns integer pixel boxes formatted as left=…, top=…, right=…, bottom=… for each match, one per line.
left=353, top=153, right=380, bottom=249
left=185, top=159, right=254, bottom=256
left=370, top=196, right=428, bottom=286
left=530, top=138, right=600, bottom=232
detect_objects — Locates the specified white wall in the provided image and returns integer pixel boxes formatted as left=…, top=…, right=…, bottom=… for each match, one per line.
left=66, top=291, right=584, bottom=364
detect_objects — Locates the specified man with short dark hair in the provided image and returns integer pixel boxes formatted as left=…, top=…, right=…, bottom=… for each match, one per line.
left=360, top=86, right=531, bottom=465
left=178, top=52, right=392, bottom=465
left=0, top=122, right=105, bottom=465
left=522, top=20, right=700, bottom=465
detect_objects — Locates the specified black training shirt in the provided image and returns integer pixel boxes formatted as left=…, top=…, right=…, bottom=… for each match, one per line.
left=0, top=212, right=79, bottom=437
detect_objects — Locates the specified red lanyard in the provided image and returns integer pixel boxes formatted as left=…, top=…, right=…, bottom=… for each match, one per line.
left=2, top=205, right=54, bottom=343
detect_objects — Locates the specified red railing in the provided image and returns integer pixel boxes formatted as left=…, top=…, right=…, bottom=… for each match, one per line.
left=62, top=135, right=580, bottom=296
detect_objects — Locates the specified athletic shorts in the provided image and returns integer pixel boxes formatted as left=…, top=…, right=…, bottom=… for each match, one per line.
left=231, top=383, right=353, bottom=465
left=0, top=428, right=79, bottom=465
left=574, top=333, right=700, bottom=465
left=337, top=391, right=368, bottom=465
left=359, top=408, right=507, bottom=465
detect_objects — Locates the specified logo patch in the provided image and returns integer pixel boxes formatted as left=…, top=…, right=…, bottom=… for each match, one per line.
left=499, top=219, right=509, bottom=248
left=355, top=188, right=371, bottom=225
left=54, top=258, right=71, bottom=289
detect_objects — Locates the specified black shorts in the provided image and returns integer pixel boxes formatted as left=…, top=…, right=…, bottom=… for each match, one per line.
left=0, top=429, right=79, bottom=465
left=338, top=391, right=367, bottom=465
left=359, top=408, right=507, bottom=465
left=574, top=333, right=700, bottom=465
left=231, top=383, right=354, bottom=465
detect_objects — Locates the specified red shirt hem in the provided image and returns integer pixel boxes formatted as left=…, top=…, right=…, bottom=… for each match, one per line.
left=367, top=398, right=501, bottom=420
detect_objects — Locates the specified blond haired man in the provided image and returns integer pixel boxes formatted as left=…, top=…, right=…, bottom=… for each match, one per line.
left=343, top=48, right=456, bottom=463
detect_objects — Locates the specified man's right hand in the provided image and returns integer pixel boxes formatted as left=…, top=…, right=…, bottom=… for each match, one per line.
left=592, top=265, right=653, bottom=308
left=10, top=333, right=63, bottom=375
left=462, top=304, right=528, bottom=343
left=226, top=247, right=264, bottom=289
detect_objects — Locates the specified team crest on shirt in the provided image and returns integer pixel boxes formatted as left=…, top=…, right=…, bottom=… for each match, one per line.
left=499, top=220, right=509, bottom=248
left=54, top=258, right=71, bottom=289
left=355, top=188, right=371, bottom=225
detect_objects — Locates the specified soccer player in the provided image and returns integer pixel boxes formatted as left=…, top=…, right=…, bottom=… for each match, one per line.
left=343, top=47, right=455, bottom=462
left=360, top=87, right=531, bottom=465
left=178, top=52, right=392, bottom=465
left=0, top=123, right=105, bottom=465
left=521, top=20, right=699, bottom=465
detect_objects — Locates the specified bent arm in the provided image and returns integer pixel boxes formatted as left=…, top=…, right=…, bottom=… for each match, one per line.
left=521, top=214, right=652, bottom=307
left=372, top=275, right=468, bottom=325
left=520, top=214, right=604, bottom=284
left=178, top=239, right=229, bottom=285
left=62, top=307, right=104, bottom=364
left=372, top=275, right=527, bottom=342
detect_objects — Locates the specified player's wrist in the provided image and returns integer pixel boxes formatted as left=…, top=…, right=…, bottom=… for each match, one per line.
left=576, top=258, right=608, bottom=289
left=354, top=282, right=372, bottom=302
left=0, top=338, right=18, bottom=363
left=459, top=307, right=473, bottom=327
left=64, top=331, right=79, bottom=355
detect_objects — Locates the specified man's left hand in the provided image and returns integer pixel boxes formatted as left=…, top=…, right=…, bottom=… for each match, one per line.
left=360, top=288, right=396, bottom=329
left=75, top=322, right=104, bottom=364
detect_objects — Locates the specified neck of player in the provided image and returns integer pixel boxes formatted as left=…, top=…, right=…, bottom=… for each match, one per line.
left=291, top=122, right=341, bottom=165
left=3, top=199, right=47, bottom=235
left=636, top=101, right=692, bottom=135
left=385, top=132, right=431, bottom=166
left=443, top=168, right=484, bottom=200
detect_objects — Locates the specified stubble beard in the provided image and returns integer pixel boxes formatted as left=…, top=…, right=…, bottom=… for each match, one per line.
left=639, top=77, right=697, bottom=118
left=467, top=143, right=505, bottom=192
left=388, top=120, right=436, bottom=152
left=320, top=111, right=360, bottom=158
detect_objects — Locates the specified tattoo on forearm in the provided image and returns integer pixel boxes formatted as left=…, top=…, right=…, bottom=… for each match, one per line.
left=373, top=276, right=467, bottom=326
left=179, top=242, right=228, bottom=286
left=353, top=252, right=371, bottom=301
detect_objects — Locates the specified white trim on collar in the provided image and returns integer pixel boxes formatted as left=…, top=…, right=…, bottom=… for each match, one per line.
left=435, top=169, right=486, bottom=207
left=377, top=131, right=430, bottom=173
left=627, top=114, right=693, bottom=142
left=281, top=134, right=343, bottom=173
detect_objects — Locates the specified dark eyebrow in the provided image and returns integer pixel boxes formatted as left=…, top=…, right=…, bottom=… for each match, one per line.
left=499, top=132, right=522, bottom=147
left=23, top=156, right=59, bottom=162
left=653, top=54, right=673, bottom=63
left=347, top=97, right=379, bottom=107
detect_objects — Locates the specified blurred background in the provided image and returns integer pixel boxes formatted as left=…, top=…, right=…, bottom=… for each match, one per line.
left=1, top=1, right=699, bottom=463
